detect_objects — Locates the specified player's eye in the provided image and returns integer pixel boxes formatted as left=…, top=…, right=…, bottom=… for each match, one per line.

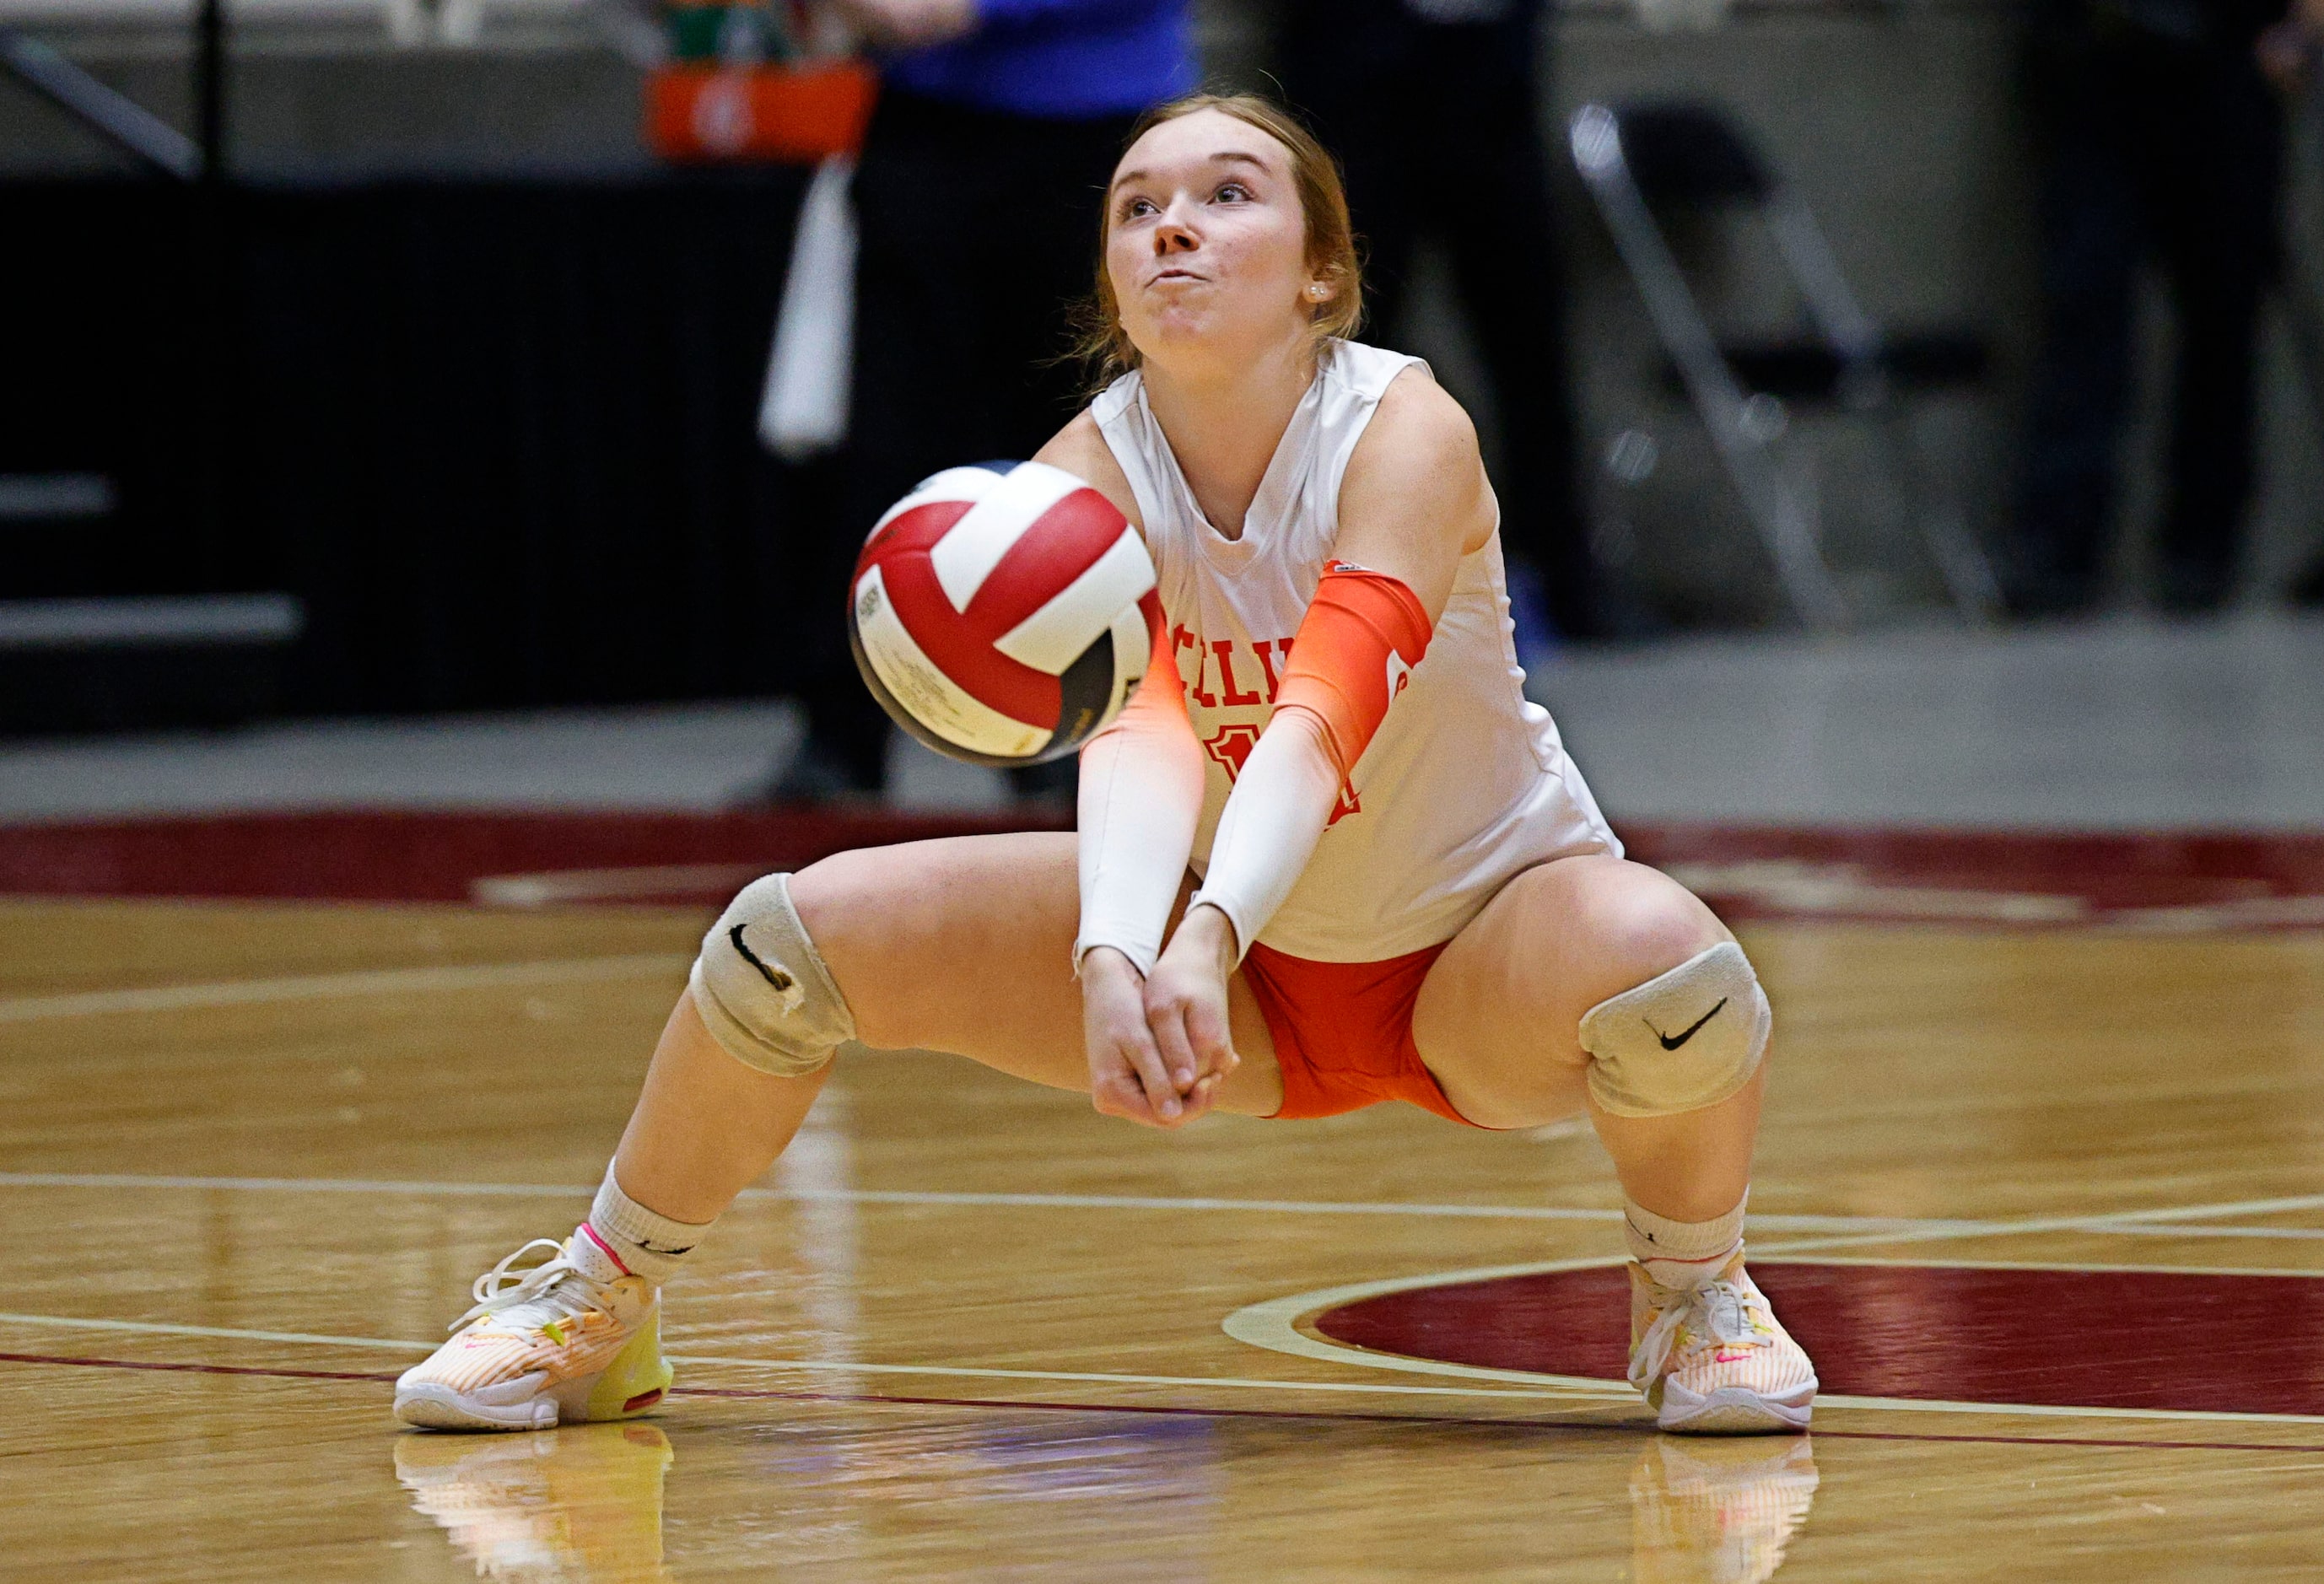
left=1214, top=182, right=1252, bottom=203
left=1120, top=197, right=1157, bottom=220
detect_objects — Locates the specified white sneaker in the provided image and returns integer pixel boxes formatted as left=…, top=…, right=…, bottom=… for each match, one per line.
left=1629, top=1255, right=1817, bottom=1434
left=395, top=1228, right=672, bottom=1432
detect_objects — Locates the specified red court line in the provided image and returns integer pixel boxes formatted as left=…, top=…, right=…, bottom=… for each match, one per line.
left=0, top=1350, right=396, bottom=1385
left=8, top=811, right=2324, bottom=924
left=0, top=808, right=1069, bottom=907
left=8, top=1350, right=2324, bottom=1456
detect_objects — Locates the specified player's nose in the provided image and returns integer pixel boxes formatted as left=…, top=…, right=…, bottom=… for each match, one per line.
left=1152, top=197, right=1201, bottom=253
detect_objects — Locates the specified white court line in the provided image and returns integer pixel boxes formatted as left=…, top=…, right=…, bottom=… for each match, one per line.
left=2087, top=1224, right=2324, bottom=1242
left=472, top=865, right=763, bottom=908
left=14, top=1305, right=2315, bottom=1428
left=5, top=1172, right=2323, bottom=1242
left=1767, top=1253, right=2324, bottom=1280
left=0, top=1310, right=1621, bottom=1404
left=666, top=1355, right=1626, bottom=1403
left=8, top=1286, right=2324, bottom=1429
left=0, top=956, right=687, bottom=1022
left=1748, top=1204, right=2324, bottom=1261
left=1220, top=1258, right=2324, bottom=1429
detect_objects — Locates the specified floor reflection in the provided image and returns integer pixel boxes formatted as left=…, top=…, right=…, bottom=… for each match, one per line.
left=393, top=1410, right=1815, bottom=1582
left=1631, top=1436, right=1820, bottom=1584
left=396, top=1422, right=675, bottom=1583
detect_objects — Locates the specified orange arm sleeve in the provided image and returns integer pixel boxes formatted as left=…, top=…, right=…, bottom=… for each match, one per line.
left=1272, top=563, right=1434, bottom=775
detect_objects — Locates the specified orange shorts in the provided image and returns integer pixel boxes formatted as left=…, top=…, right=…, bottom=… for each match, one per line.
left=1240, top=940, right=1483, bottom=1127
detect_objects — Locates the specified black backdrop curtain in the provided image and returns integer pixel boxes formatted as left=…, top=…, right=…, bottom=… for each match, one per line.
left=1, top=170, right=832, bottom=718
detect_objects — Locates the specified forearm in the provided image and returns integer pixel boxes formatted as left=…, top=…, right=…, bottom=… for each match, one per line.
left=1075, top=683, right=1203, bottom=976
left=1184, top=706, right=1339, bottom=959
left=1184, top=563, right=1436, bottom=957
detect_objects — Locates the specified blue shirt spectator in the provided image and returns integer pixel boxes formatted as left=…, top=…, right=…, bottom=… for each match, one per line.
left=780, top=0, right=1194, bottom=799
left=883, top=0, right=1195, bottom=121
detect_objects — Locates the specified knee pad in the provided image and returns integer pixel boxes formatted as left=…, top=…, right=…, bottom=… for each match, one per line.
left=688, top=873, right=858, bottom=1077
left=1579, top=942, right=1770, bottom=1118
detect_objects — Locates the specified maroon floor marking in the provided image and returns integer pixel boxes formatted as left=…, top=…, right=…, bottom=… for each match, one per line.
left=5, top=811, right=2324, bottom=925
left=1317, top=1263, right=2324, bottom=1417
left=1628, top=822, right=2324, bottom=922
left=5, top=1350, right=2324, bottom=1454
left=0, top=1350, right=396, bottom=1384
left=0, top=807, right=1068, bottom=907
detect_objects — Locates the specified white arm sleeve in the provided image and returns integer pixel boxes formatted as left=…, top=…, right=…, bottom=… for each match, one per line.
left=1073, top=676, right=1205, bottom=977
left=1184, top=708, right=1339, bottom=962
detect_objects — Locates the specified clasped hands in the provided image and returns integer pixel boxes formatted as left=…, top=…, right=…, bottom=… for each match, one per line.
left=1081, top=904, right=1242, bottom=1129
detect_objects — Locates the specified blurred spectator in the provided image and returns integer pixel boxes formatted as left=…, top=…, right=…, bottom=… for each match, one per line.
left=777, top=0, right=1195, bottom=801
left=2009, top=0, right=2292, bottom=617
left=1274, top=0, right=1596, bottom=644
left=2257, top=0, right=2324, bottom=80
left=2267, top=0, right=2324, bottom=606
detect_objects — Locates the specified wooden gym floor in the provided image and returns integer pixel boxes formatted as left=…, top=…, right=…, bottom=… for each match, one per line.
left=6, top=815, right=2324, bottom=1580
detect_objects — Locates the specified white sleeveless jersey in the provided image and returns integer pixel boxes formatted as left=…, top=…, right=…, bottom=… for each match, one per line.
left=1091, top=338, right=1620, bottom=963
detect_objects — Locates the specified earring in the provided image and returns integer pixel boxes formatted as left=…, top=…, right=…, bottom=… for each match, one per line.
left=1308, top=283, right=1328, bottom=299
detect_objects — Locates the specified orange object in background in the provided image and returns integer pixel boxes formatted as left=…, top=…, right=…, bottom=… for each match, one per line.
left=645, top=61, right=876, bottom=163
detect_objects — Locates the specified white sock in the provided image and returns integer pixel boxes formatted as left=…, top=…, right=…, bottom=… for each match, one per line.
left=584, top=1163, right=714, bottom=1286
left=1624, top=1191, right=1746, bottom=1291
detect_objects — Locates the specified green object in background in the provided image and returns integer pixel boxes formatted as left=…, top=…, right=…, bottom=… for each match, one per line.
left=665, top=6, right=722, bottom=61
left=663, top=2, right=799, bottom=63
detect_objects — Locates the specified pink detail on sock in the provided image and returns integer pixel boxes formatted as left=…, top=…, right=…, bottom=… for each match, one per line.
left=580, top=1221, right=633, bottom=1277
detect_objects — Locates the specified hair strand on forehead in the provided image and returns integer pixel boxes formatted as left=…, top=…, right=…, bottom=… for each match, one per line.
left=1064, top=92, right=1365, bottom=391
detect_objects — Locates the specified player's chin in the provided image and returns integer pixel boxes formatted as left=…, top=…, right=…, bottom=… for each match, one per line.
left=1128, top=308, right=1225, bottom=354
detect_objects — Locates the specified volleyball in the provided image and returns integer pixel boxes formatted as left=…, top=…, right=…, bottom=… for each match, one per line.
left=847, top=461, right=1159, bottom=766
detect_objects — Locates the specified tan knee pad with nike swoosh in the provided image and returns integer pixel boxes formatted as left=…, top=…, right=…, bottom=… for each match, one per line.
left=688, top=873, right=858, bottom=1076
left=1579, top=942, right=1771, bottom=1118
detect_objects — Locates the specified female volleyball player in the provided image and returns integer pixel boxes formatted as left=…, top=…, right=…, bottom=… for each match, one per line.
left=395, top=94, right=1817, bottom=1436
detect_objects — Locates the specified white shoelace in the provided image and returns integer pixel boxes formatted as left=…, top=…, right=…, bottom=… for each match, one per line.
left=451, top=1237, right=620, bottom=1334
left=1628, top=1275, right=1763, bottom=1393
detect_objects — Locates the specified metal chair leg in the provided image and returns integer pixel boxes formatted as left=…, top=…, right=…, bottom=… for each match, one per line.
left=1572, top=105, right=1850, bottom=632
left=1764, top=184, right=2002, bottom=623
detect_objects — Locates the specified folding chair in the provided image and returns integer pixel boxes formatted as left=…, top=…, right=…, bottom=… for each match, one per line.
left=1571, top=100, right=2002, bottom=628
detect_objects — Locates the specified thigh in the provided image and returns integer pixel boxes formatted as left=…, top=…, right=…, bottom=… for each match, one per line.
left=1410, top=854, right=1730, bottom=1129
left=790, top=832, right=1280, bottom=1110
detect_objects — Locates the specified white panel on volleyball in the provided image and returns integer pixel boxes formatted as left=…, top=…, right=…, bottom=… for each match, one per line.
left=991, top=529, right=1157, bottom=675
left=852, top=567, right=1052, bottom=760
left=868, top=465, right=1008, bottom=539
left=927, top=462, right=1086, bottom=613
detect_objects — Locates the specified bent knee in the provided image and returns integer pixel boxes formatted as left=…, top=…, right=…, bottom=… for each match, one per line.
left=1577, top=867, right=1766, bottom=1118
left=782, top=853, right=924, bottom=1047
left=785, top=849, right=887, bottom=958
left=1581, top=863, right=1730, bottom=1004
left=690, top=870, right=860, bottom=1076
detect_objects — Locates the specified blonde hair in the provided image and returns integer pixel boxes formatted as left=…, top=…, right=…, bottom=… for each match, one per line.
left=1067, top=92, right=1364, bottom=389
